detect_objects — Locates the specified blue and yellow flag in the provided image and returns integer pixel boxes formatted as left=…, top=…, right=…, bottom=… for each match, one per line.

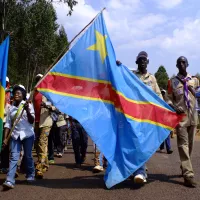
left=0, top=36, right=10, bottom=150
left=37, top=13, right=182, bottom=188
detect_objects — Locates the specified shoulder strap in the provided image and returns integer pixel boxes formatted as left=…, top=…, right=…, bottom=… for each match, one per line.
left=2, top=103, right=25, bottom=149
left=6, top=104, right=25, bottom=143
left=12, top=103, right=24, bottom=124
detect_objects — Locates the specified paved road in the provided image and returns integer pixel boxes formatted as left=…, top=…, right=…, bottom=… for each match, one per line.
left=0, top=137, right=200, bottom=200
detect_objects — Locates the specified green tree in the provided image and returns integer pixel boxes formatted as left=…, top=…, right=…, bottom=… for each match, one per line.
left=55, top=25, right=69, bottom=58
left=1, top=0, right=77, bottom=36
left=49, top=0, right=78, bottom=15
left=155, top=66, right=169, bottom=90
left=0, top=0, right=71, bottom=91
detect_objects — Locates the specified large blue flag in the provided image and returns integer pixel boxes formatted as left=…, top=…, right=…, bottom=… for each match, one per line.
left=37, top=12, right=181, bottom=188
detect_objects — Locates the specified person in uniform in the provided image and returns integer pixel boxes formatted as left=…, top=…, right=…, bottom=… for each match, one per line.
left=35, top=96, right=54, bottom=178
left=133, top=51, right=162, bottom=98
left=117, top=51, right=162, bottom=185
left=31, top=74, right=54, bottom=178
left=167, top=56, right=199, bottom=187
left=132, top=51, right=163, bottom=184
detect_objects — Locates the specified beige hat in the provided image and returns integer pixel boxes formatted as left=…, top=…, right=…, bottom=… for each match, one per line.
left=35, top=74, right=43, bottom=78
left=161, top=89, right=166, bottom=94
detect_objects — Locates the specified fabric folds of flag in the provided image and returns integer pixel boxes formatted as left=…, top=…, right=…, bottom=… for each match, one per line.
left=0, top=36, right=10, bottom=150
left=37, top=12, right=182, bottom=188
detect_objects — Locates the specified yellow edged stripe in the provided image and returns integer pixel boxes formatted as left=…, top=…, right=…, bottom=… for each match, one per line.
left=38, top=88, right=114, bottom=105
left=50, top=72, right=110, bottom=84
left=38, top=88, right=174, bottom=130
left=0, top=84, right=5, bottom=120
left=48, top=72, right=172, bottom=113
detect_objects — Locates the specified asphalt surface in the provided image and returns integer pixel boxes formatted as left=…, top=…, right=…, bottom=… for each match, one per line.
left=0, top=137, right=200, bottom=200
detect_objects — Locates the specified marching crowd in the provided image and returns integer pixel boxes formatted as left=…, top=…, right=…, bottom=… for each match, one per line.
left=1, top=51, right=200, bottom=190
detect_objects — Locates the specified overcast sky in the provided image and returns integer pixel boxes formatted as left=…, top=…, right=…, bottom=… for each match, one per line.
left=53, top=0, right=200, bottom=77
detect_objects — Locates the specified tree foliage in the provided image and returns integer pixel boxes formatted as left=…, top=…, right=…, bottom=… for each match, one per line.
left=155, top=66, right=169, bottom=90
left=49, top=0, right=78, bottom=16
left=0, top=0, right=75, bottom=91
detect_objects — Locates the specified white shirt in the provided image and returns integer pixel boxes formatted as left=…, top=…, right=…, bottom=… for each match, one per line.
left=4, top=100, right=35, bottom=141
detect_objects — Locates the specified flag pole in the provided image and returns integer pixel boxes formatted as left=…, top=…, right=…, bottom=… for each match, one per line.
left=35, top=7, right=106, bottom=88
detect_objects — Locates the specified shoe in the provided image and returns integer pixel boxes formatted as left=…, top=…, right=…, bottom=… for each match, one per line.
left=36, top=171, right=43, bottom=179
left=81, top=156, right=86, bottom=164
left=184, top=177, right=197, bottom=188
left=27, top=176, right=35, bottom=183
left=74, top=163, right=81, bottom=170
left=93, top=165, right=104, bottom=173
left=3, top=181, right=14, bottom=189
left=49, top=160, right=55, bottom=165
left=134, top=174, right=147, bottom=184
left=159, top=149, right=165, bottom=153
left=167, top=149, right=173, bottom=154
left=57, top=153, right=63, bottom=158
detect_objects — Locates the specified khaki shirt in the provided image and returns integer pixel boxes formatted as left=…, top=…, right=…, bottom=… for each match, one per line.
left=39, top=96, right=53, bottom=128
left=56, top=114, right=67, bottom=127
left=134, top=71, right=163, bottom=99
left=167, top=73, right=199, bottom=127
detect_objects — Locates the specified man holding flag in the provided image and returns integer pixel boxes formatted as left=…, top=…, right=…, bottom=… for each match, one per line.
left=167, top=56, right=199, bottom=187
left=37, top=10, right=182, bottom=188
left=117, top=51, right=164, bottom=185
left=0, top=36, right=10, bottom=151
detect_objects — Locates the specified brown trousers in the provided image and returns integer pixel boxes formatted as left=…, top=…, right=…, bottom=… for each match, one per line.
left=176, top=125, right=196, bottom=178
left=35, top=126, right=51, bottom=172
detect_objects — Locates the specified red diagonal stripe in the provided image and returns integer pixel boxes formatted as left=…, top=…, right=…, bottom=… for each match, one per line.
left=38, top=74, right=182, bottom=128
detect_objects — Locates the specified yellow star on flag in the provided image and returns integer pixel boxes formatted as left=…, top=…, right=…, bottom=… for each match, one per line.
left=87, top=30, right=108, bottom=63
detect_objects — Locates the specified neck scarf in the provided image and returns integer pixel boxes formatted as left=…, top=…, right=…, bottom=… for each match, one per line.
left=181, top=76, right=192, bottom=109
